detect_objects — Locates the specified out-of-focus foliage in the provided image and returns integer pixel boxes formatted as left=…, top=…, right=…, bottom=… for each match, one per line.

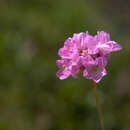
left=0, top=0, right=129, bottom=130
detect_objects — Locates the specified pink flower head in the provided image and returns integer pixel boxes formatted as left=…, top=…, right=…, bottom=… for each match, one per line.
left=56, top=31, right=122, bottom=83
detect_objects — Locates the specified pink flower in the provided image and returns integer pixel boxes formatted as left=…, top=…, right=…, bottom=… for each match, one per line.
left=95, top=31, right=122, bottom=57
left=56, top=59, right=72, bottom=80
left=56, top=31, right=122, bottom=83
left=83, top=56, right=107, bottom=83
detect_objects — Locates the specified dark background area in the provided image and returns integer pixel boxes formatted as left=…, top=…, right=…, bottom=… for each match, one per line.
left=0, top=0, right=129, bottom=130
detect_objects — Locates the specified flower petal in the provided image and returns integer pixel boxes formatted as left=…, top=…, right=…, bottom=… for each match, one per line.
left=92, top=68, right=107, bottom=83
left=106, top=41, right=122, bottom=52
left=96, top=31, right=110, bottom=43
left=56, top=69, right=71, bottom=80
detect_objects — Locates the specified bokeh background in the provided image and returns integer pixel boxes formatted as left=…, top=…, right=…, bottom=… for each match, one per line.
left=0, top=0, right=129, bottom=130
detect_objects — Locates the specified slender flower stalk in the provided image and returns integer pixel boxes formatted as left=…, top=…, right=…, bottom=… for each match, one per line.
left=92, top=81, right=105, bottom=130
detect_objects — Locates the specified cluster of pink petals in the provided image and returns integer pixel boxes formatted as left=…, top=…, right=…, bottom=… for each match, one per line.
left=56, top=31, right=122, bottom=83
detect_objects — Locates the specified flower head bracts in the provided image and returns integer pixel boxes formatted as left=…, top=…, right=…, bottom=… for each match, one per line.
left=56, top=31, right=122, bottom=83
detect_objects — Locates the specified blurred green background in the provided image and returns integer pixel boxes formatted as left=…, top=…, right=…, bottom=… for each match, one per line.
left=0, top=0, right=129, bottom=130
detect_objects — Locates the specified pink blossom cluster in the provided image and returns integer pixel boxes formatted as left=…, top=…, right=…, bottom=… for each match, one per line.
left=56, top=31, right=122, bottom=83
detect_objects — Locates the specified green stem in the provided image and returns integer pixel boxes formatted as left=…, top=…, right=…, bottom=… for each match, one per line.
left=92, top=81, right=105, bottom=130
